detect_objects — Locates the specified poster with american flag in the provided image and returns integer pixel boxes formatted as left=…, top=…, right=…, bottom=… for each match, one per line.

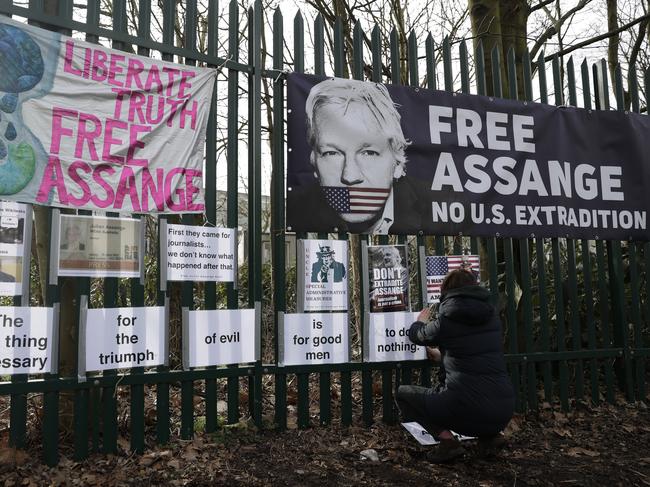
left=425, top=254, right=480, bottom=304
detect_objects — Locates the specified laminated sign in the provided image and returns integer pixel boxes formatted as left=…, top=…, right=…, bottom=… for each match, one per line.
left=0, top=18, right=216, bottom=213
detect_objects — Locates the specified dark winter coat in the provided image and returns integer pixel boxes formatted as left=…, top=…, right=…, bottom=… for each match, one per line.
left=407, top=285, right=515, bottom=437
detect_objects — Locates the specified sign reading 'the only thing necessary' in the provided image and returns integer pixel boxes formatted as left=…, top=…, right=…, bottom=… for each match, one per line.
left=281, top=313, right=349, bottom=366
left=365, top=311, right=426, bottom=362
left=84, top=306, right=165, bottom=373
left=0, top=307, right=55, bottom=374
left=183, top=308, right=258, bottom=368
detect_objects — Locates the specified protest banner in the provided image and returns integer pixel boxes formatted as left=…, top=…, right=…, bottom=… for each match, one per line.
left=0, top=17, right=215, bottom=213
left=299, top=239, right=348, bottom=312
left=83, top=306, right=165, bottom=373
left=56, top=214, right=141, bottom=278
left=287, top=73, right=650, bottom=240
left=280, top=312, right=349, bottom=366
left=183, top=308, right=258, bottom=368
left=364, top=311, right=426, bottom=362
left=0, top=201, right=28, bottom=296
left=0, top=306, right=55, bottom=374
left=163, top=223, right=236, bottom=283
left=367, top=244, right=410, bottom=312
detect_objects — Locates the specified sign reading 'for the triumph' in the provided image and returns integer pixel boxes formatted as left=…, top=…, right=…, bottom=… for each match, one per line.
left=286, top=73, right=650, bottom=240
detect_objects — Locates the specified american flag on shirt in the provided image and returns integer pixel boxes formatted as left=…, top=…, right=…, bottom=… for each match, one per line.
left=323, top=187, right=390, bottom=215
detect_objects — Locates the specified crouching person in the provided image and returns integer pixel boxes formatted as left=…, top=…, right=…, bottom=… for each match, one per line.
left=397, top=268, right=515, bottom=462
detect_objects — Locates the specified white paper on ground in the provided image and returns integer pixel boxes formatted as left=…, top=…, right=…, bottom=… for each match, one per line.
left=401, top=422, right=477, bottom=445
left=401, top=422, right=439, bottom=445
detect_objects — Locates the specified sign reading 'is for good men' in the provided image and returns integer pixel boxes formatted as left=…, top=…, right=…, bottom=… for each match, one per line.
left=280, top=313, right=349, bottom=366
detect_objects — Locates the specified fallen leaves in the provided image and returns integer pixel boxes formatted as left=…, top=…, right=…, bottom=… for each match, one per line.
left=566, top=447, right=600, bottom=457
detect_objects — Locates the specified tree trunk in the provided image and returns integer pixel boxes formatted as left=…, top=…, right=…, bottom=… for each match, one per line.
left=469, top=0, right=506, bottom=96
left=499, top=0, right=528, bottom=100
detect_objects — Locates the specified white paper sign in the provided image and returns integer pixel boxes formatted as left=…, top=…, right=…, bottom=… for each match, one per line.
left=365, top=311, right=426, bottom=362
left=301, top=239, right=348, bottom=312
left=185, top=308, right=257, bottom=367
left=165, top=224, right=236, bottom=282
left=0, top=201, right=27, bottom=296
left=281, top=313, right=349, bottom=366
left=0, top=307, right=54, bottom=374
left=85, top=306, right=165, bottom=372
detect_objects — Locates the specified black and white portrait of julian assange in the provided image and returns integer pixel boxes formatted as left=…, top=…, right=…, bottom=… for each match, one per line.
left=287, top=77, right=427, bottom=235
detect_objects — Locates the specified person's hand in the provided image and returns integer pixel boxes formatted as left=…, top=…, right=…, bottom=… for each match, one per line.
left=417, top=307, right=431, bottom=323
left=426, top=346, right=441, bottom=363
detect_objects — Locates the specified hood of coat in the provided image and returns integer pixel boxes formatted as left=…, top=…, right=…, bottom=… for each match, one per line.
left=439, top=285, right=494, bottom=325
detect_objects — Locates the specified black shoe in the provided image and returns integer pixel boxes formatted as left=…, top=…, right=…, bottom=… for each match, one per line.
left=429, top=438, right=466, bottom=463
left=477, top=434, right=506, bottom=458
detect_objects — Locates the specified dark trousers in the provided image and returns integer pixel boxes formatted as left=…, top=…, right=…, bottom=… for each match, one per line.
left=395, top=385, right=443, bottom=437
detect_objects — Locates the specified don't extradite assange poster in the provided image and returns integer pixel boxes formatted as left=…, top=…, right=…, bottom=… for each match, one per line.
left=0, top=17, right=215, bottom=213
left=286, top=73, right=650, bottom=241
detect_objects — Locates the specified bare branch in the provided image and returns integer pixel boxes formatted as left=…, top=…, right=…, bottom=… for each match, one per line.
left=545, top=12, right=650, bottom=61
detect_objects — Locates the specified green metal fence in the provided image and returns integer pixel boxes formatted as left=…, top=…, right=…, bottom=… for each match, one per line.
left=0, top=0, right=648, bottom=467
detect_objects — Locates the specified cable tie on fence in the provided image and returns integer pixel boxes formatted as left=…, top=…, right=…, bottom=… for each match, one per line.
left=217, top=55, right=233, bottom=71
left=202, top=212, right=215, bottom=227
left=274, top=70, right=288, bottom=83
left=113, top=374, right=126, bottom=397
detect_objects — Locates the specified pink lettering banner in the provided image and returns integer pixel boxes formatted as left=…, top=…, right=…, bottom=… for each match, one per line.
left=0, top=17, right=216, bottom=213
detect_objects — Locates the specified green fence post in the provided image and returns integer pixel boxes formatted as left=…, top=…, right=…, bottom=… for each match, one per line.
left=272, top=6, right=287, bottom=430
left=226, top=0, right=242, bottom=426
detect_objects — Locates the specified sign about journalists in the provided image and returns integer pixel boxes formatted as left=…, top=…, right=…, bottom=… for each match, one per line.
left=164, top=224, right=236, bottom=283
left=84, top=306, right=165, bottom=373
left=364, top=311, right=426, bottom=362
left=287, top=73, right=650, bottom=240
left=0, top=17, right=215, bottom=213
left=0, top=306, right=55, bottom=374
left=280, top=313, right=349, bottom=366
left=183, top=308, right=258, bottom=368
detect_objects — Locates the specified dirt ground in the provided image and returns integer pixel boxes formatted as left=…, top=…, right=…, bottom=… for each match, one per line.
left=1, top=399, right=649, bottom=486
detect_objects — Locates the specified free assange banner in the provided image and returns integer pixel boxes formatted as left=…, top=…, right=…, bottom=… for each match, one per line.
left=286, top=73, right=650, bottom=240
left=0, top=17, right=216, bottom=213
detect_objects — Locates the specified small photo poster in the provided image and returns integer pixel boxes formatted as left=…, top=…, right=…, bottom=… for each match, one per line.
left=0, top=201, right=27, bottom=296
left=368, top=244, right=409, bottom=312
left=58, top=214, right=141, bottom=278
left=164, top=224, right=236, bottom=282
left=301, top=239, right=348, bottom=312
left=426, top=255, right=481, bottom=304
